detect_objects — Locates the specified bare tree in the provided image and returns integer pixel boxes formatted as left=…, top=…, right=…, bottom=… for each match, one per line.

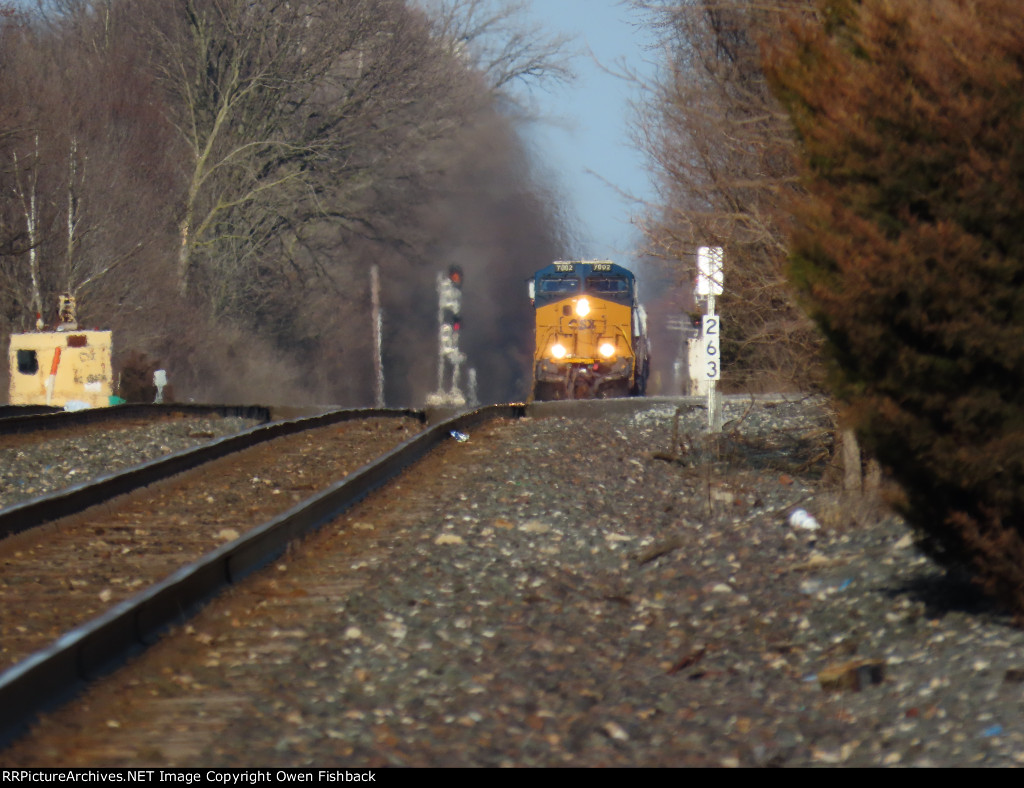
left=0, top=15, right=67, bottom=330
left=138, top=0, right=481, bottom=307
left=633, top=0, right=821, bottom=391
left=8, top=137, right=43, bottom=322
left=0, top=0, right=571, bottom=406
left=418, top=0, right=576, bottom=97
left=0, top=1, right=179, bottom=332
left=141, top=0, right=330, bottom=296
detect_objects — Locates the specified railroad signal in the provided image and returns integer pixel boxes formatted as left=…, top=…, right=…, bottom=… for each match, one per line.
left=440, top=266, right=463, bottom=334
left=440, top=271, right=461, bottom=310
left=440, top=267, right=463, bottom=336
left=444, top=309, right=462, bottom=333
left=429, top=267, right=468, bottom=407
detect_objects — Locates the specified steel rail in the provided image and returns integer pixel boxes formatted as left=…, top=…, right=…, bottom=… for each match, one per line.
left=0, top=403, right=523, bottom=746
left=0, top=397, right=696, bottom=747
left=0, top=403, right=275, bottom=436
left=0, top=407, right=424, bottom=542
left=0, top=405, right=61, bottom=420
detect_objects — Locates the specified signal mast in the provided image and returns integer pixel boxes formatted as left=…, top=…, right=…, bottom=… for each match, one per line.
left=426, top=266, right=471, bottom=407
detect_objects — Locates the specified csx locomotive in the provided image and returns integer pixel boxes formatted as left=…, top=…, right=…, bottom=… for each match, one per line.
left=530, top=260, right=650, bottom=400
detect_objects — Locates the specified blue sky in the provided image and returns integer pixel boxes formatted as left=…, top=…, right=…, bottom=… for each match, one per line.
left=518, top=0, right=659, bottom=267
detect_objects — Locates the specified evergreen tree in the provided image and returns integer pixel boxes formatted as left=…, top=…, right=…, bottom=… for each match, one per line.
left=767, top=0, right=1024, bottom=613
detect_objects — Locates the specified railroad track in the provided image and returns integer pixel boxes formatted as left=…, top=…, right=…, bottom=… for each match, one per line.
left=0, top=402, right=277, bottom=437
left=0, top=405, right=421, bottom=541
left=0, top=404, right=438, bottom=742
left=0, top=397, right=699, bottom=753
left=0, top=400, right=601, bottom=746
left=2, top=395, right=869, bottom=768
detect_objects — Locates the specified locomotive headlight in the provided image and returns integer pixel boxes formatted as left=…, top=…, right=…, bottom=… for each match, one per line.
left=575, top=298, right=591, bottom=317
left=550, top=343, right=567, bottom=359
left=599, top=342, right=616, bottom=358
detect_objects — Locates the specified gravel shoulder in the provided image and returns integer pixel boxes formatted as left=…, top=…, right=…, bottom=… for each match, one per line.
left=2, top=397, right=1022, bottom=767
left=0, top=416, right=262, bottom=510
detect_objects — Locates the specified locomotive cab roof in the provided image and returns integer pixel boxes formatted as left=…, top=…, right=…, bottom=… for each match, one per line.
left=532, top=260, right=637, bottom=307
left=534, top=260, right=636, bottom=280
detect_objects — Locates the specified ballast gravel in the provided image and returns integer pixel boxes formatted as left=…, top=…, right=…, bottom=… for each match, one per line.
left=0, top=416, right=261, bottom=509
left=3, top=397, right=1024, bottom=767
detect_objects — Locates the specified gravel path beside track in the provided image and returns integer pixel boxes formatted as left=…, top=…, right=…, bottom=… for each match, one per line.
left=3, top=398, right=1024, bottom=767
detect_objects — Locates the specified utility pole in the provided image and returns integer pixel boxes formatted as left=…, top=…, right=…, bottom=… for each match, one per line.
left=371, top=265, right=384, bottom=408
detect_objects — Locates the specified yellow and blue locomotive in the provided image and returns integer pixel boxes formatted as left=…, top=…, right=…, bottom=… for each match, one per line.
left=530, top=260, right=650, bottom=400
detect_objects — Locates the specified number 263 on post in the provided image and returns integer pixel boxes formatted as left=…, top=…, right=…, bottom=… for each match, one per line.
left=702, top=315, right=721, bottom=381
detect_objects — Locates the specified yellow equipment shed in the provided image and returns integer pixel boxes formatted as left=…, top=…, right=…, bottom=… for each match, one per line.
left=8, top=330, right=113, bottom=408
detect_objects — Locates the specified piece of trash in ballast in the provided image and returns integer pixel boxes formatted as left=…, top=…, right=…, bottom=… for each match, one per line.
left=818, top=658, right=886, bottom=692
left=788, top=508, right=820, bottom=531
left=450, top=430, right=470, bottom=443
left=799, top=578, right=823, bottom=595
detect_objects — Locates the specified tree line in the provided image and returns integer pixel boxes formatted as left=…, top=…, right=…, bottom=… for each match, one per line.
left=0, top=0, right=572, bottom=405
left=637, top=0, right=1024, bottom=617
left=632, top=0, right=819, bottom=393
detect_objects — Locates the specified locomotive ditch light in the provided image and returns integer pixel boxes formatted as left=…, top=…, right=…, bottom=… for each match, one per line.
left=599, top=342, right=616, bottom=358
left=550, top=343, right=567, bottom=359
left=575, top=298, right=591, bottom=318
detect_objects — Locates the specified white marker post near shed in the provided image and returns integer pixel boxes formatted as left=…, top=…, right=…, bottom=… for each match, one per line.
left=697, top=246, right=723, bottom=431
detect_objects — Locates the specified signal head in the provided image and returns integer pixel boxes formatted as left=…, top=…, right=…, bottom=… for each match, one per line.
left=443, top=308, right=461, bottom=330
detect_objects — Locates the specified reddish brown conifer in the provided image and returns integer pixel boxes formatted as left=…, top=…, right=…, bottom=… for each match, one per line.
left=767, top=0, right=1024, bottom=615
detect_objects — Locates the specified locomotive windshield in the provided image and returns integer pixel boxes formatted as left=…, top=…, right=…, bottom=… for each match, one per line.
left=532, top=262, right=635, bottom=307
left=586, top=276, right=630, bottom=293
left=538, top=276, right=580, bottom=294
left=585, top=275, right=632, bottom=304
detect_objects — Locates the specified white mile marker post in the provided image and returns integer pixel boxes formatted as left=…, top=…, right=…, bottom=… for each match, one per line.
left=697, top=246, right=724, bottom=432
